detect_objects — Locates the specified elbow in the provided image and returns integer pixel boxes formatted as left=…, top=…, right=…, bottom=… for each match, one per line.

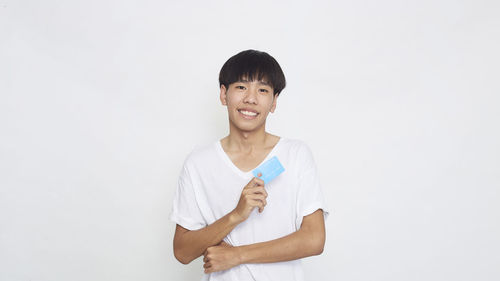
left=173, top=225, right=200, bottom=264
left=315, top=243, right=324, bottom=255
left=174, top=247, right=193, bottom=265
left=175, top=255, right=190, bottom=265
left=311, top=239, right=325, bottom=256
left=300, top=229, right=325, bottom=256
left=310, top=231, right=325, bottom=256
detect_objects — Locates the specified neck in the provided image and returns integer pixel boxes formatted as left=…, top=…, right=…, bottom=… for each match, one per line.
left=225, top=123, right=269, bottom=152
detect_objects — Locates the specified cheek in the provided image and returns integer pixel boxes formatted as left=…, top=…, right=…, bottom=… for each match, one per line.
left=229, top=95, right=246, bottom=108
left=264, top=97, right=275, bottom=109
left=227, top=98, right=239, bottom=109
left=225, top=98, right=241, bottom=112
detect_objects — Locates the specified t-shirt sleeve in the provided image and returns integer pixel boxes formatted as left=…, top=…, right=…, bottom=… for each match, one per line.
left=170, top=160, right=207, bottom=231
left=295, top=143, right=330, bottom=229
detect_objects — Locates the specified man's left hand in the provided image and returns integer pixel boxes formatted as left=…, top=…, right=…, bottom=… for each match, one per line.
left=203, top=241, right=241, bottom=273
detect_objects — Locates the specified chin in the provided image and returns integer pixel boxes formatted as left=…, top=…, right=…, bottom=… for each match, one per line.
left=236, top=125, right=259, bottom=132
left=231, top=121, right=263, bottom=132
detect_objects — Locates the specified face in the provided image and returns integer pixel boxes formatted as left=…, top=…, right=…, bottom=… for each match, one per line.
left=220, top=78, right=278, bottom=133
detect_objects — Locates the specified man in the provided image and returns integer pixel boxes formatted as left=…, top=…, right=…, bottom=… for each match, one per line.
left=170, top=49, right=328, bottom=280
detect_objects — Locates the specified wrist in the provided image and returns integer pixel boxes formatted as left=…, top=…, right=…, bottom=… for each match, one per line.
left=229, top=210, right=244, bottom=225
left=234, top=245, right=245, bottom=265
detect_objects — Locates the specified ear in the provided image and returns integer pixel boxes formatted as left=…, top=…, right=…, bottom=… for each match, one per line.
left=270, top=94, right=279, bottom=113
left=220, top=85, right=228, bottom=106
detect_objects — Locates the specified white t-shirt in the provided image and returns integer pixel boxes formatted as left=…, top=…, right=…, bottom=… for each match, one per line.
left=170, top=137, right=329, bottom=281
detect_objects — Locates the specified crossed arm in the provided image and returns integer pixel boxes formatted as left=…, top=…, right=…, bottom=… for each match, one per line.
left=201, top=209, right=325, bottom=273
left=173, top=177, right=326, bottom=273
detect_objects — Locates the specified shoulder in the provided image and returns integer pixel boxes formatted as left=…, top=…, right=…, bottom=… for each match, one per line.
left=280, top=137, right=314, bottom=156
left=182, top=140, right=219, bottom=170
left=279, top=137, right=317, bottom=171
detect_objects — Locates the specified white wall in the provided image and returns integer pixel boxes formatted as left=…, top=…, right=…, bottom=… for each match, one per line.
left=1, top=0, right=499, bottom=280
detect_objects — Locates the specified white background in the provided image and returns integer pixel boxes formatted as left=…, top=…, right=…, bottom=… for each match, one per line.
left=1, top=0, right=499, bottom=280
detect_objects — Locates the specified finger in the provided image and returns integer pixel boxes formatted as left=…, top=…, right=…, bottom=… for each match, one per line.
left=257, top=201, right=265, bottom=213
left=249, top=195, right=267, bottom=207
left=248, top=186, right=267, bottom=197
left=262, top=188, right=269, bottom=198
left=253, top=177, right=265, bottom=186
left=249, top=198, right=266, bottom=212
left=203, top=262, right=211, bottom=269
left=245, top=177, right=260, bottom=188
left=241, top=194, right=267, bottom=211
left=205, top=264, right=215, bottom=274
left=259, top=198, right=267, bottom=209
left=247, top=177, right=264, bottom=188
left=203, top=256, right=209, bottom=262
left=248, top=194, right=267, bottom=203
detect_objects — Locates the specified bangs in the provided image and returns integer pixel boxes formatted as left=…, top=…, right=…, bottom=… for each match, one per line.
left=235, top=71, right=271, bottom=85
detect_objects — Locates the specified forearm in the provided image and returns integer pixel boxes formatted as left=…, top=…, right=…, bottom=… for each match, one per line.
left=236, top=226, right=325, bottom=264
left=174, top=211, right=241, bottom=264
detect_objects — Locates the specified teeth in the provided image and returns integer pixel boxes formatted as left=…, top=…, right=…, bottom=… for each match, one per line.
left=239, top=110, right=257, bottom=116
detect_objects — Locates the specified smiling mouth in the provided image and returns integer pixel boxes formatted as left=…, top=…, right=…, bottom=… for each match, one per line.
left=238, top=109, right=259, bottom=118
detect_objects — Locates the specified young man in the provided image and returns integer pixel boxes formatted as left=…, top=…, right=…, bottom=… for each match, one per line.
left=170, top=49, right=328, bottom=281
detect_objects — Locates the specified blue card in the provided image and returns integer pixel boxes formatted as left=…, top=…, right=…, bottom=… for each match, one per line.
left=252, top=156, right=285, bottom=184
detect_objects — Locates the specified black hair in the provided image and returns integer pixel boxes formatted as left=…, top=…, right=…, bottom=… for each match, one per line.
left=219, top=49, right=286, bottom=96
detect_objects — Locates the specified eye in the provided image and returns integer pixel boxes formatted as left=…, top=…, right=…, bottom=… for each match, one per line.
left=236, top=85, right=246, bottom=90
left=259, top=88, right=269, bottom=93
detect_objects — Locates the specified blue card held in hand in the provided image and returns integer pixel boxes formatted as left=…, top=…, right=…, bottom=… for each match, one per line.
left=252, top=156, right=285, bottom=185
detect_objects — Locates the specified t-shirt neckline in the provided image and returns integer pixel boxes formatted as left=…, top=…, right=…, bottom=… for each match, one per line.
left=215, top=137, right=283, bottom=179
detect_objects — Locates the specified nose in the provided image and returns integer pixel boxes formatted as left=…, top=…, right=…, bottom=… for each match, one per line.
left=243, top=87, right=258, bottom=104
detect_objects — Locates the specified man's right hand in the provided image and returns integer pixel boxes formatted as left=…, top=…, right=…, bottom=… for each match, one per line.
left=231, top=176, right=268, bottom=223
